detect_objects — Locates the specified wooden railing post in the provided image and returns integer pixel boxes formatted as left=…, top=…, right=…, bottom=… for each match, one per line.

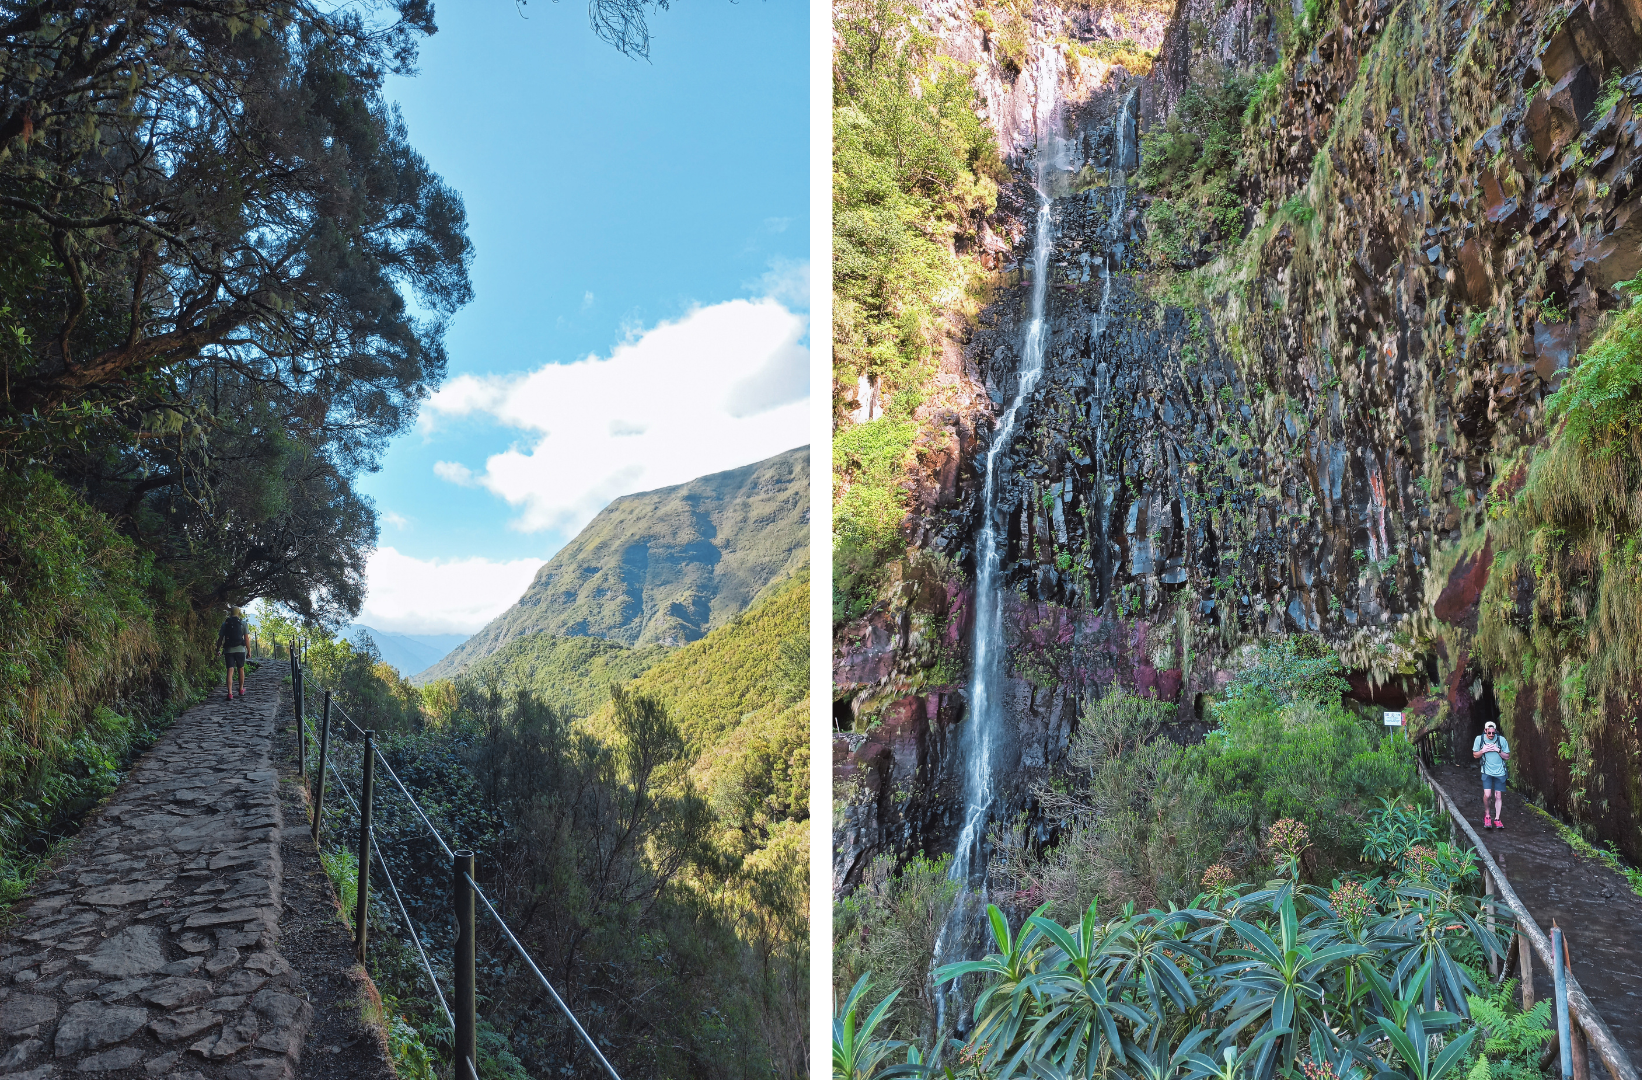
left=1485, top=866, right=1498, bottom=977
left=454, top=850, right=476, bottom=1080
left=1566, top=933, right=1590, bottom=1080
left=312, top=691, right=331, bottom=842
left=355, top=730, right=374, bottom=963
left=1520, top=928, right=1536, bottom=1009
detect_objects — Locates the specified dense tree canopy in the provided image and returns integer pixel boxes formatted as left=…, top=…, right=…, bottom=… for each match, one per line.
left=0, top=0, right=471, bottom=619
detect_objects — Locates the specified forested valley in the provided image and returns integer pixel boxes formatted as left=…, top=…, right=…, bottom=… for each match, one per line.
left=266, top=571, right=809, bottom=1079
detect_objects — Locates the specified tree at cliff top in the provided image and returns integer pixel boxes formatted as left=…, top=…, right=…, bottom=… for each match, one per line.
left=833, top=0, right=1002, bottom=617
left=0, top=0, right=470, bottom=898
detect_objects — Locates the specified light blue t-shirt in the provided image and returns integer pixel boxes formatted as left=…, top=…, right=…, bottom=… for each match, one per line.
left=1474, top=734, right=1509, bottom=777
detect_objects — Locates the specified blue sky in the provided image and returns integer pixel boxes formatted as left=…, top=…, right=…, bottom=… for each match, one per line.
left=354, top=0, right=809, bottom=635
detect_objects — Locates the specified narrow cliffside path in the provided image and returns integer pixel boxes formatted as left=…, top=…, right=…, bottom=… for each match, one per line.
left=1432, top=763, right=1642, bottom=1059
left=0, top=666, right=393, bottom=1080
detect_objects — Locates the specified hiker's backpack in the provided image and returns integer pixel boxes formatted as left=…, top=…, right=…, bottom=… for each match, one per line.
left=222, top=616, right=244, bottom=646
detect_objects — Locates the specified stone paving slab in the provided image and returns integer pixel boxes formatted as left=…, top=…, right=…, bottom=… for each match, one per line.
left=0, top=667, right=312, bottom=1080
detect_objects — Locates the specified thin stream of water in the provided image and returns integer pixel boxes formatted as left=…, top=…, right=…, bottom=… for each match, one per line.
left=930, top=53, right=1060, bottom=1040
left=930, top=78, right=1139, bottom=1040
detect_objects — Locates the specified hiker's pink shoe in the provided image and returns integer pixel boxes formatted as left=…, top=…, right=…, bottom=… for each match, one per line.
left=1483, top=815, right=1493, bottom=828
left=1494, top=820, right=1504, bottom=830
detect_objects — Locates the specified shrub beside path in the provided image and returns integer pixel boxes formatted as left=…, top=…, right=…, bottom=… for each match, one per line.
left=0, top=666, right=385, bottom=1080
left=1431, top=762, right=1642, bottom=1062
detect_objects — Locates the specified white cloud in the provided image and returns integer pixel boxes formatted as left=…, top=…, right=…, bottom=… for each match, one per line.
left=433, top=461, right=476, bottom=486
left=425, top=290, right=810, bottom=536
left=381, top=511, right=411, bottom=530
left=752, top=258, right=809, bottom=310
left=359, top=546, right=543, bottom=635
left=581, top=290, right=595, bottom=310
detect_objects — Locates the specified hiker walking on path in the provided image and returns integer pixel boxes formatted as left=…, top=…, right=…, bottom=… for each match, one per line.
left=219, top=605, right=250, bottom=700
left=1473, top=719, right=1511, bottom=829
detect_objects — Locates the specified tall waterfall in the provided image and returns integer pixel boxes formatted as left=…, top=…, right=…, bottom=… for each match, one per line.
left=931, top=74, right=1141, bottom=1038
left=931, top=52, right=1061, bottom=1037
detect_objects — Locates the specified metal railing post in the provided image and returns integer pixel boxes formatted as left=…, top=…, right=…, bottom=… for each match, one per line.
left=454, top=850, right=476, bottom=1080
left=1554, top=925, right=1572, bottom=1080
left=1484, top=866, right=1498, bottom=977
left=355, top=731, right=374, bottom=963
left=296, top=666, right=305, bottom=779
left=312, top=691, right=331, bottom=841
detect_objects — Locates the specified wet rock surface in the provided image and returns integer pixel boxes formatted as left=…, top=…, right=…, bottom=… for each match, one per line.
left=0, top=668, right=390, bottom=1080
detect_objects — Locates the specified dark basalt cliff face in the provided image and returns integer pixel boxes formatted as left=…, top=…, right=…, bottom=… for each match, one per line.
left=834, top=0, right=1642, bottom=894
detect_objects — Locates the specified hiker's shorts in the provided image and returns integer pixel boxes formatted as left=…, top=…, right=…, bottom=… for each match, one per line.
left=1481, top=772, right=1506, bottom=792
left=224, top=650, right=247, bottom=670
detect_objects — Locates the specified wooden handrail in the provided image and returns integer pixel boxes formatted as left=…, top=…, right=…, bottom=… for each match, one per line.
left=1419, top=763, right=1638, bottom=1080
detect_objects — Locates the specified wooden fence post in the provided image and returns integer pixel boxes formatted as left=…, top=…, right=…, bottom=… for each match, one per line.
left=1566, top=933, right=1590, bottom=1080
left=1553, top=925, right=1572, bottom=1080
left=454, top=850, right=476, bottom=1080
left=1485, top=866, right=1498, bottom=977
left=1520, top=928, right=1536, bottom=1009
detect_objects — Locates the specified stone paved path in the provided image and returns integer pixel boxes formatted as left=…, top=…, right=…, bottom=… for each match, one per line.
left=0, top=666, right=313, bottom=1080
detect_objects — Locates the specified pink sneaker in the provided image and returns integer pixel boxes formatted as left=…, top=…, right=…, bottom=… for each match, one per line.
left=1483, top=815, right=1493, bottom=828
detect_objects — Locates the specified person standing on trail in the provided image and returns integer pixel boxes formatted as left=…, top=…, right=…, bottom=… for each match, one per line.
left=219, top=607, right=249, bottom=701
left=1473, top=720, right=1510, bottom=829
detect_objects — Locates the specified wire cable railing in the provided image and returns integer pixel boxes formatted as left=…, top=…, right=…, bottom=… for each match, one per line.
left=285, top=644, right=618, bottom=1080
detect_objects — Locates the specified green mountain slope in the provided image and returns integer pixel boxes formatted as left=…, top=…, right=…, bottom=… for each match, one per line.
left=451, top=634, right=671, bottom=718
left=420, top=446, right=809, bottom=682
left=584, top=570, right=809, bottom=896
left=594, top=569, right=809, bottom=751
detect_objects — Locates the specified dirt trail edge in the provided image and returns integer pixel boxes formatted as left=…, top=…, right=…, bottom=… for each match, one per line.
left=0, top=666, right=393, bottom=1080
left=1432, top=763, right=1642, bottom=1059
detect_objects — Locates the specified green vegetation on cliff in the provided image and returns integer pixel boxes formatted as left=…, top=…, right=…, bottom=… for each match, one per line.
left=426, top=446, right=809, bottom=680
left=833, top=0, right=999, bottom=410
left=0, top=469, right=215, bottom=901
left=1476, top=289, right=1642, bottom=816
left=1138, top=72, right=1255, bottom=264
left=833, top=0, right=1002, bottom=616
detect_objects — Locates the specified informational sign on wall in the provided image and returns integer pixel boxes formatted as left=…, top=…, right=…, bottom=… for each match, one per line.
left=1383, top=712, right=1404, bottom=727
